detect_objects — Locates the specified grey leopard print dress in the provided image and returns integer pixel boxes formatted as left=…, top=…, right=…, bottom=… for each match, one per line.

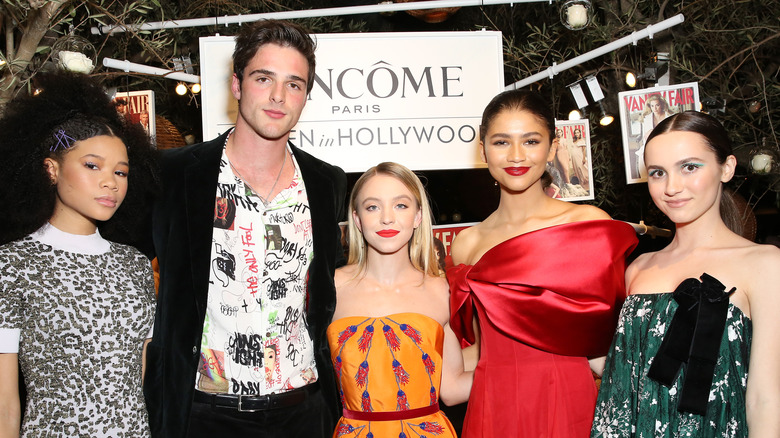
left=0, top=226, right=155, bottom=437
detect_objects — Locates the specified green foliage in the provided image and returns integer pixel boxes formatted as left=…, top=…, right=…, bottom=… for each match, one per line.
left=487, top=0, right=779, bottom=219
left=1, top=0, right=777, bottom=225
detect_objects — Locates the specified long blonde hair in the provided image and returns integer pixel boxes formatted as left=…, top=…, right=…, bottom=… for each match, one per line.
left=640, top=94, right=673, bottom=121
left=347, top=162, right=442, bottom=277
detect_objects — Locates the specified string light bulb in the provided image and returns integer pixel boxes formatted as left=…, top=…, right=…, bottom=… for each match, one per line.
left=191, top=83, right=201, bottom=94
left=175, top=82, right=188, bottom=96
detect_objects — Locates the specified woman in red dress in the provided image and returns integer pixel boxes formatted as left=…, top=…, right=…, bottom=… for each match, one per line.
left=447, top=90, right=637, bottom=437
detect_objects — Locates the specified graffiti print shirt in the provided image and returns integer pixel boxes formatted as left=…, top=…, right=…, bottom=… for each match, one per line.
left=196, top=143, right=317, bottom=395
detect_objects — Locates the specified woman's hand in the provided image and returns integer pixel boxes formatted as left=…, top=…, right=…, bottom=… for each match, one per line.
left=439, top=323, right=475, bottom=406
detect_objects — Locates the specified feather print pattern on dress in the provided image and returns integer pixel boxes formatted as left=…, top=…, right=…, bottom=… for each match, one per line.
left=358, top=325, right=374, bottom=352
left=383, top=324, right=402, bottom=350
left=328, top=314, right=455, bottom=437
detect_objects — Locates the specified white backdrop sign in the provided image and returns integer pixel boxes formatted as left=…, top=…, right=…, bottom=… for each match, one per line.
left=200, top=31, right=504, bottom=172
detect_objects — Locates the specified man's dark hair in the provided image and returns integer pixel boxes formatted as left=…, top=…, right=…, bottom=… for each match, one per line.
left=233, top=19, right=317, bottom=94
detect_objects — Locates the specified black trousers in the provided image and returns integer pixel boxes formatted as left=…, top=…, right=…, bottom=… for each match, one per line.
left=186, top=387, right=333, bottom=438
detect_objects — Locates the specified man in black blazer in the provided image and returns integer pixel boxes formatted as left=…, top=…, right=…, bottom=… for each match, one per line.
left=144, top=19, right=346, bottom=438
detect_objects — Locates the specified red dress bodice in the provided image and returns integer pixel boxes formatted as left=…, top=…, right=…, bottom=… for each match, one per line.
left=448, top=220, right=637, bottom=437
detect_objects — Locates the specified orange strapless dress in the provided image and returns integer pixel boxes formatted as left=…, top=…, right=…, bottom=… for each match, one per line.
left=327, top=313, right=457, bottom=438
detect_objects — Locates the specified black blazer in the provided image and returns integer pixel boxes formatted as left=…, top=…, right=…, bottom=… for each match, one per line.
left=143, top=132, right=346, bottom=437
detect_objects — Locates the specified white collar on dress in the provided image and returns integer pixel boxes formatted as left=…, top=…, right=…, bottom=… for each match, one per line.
left=31, top=223, right=110, bottom=255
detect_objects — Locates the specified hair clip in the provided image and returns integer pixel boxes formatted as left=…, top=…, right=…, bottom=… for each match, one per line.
left=51, top=129, right=76, bottom=152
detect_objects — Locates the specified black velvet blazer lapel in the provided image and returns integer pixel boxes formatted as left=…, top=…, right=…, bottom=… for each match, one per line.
left=147, top=133, right=226, bottom=438
left=182, top=140, right=224, bottom=315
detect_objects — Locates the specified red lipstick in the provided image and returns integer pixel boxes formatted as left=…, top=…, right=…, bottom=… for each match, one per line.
left=376, top=230, right=400, bottom=238
left=504, top=167, right=530, bottom=176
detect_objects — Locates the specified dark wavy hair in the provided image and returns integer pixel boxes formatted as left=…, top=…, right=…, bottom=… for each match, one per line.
left=233, top=19, right=317, bottom=94
left=0, top=71, right=159, bottom=245
left=645, top=111, right=742, bottom=235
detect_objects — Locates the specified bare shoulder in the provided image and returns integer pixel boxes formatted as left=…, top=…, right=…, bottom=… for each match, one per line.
left=333, top=264, right=366, bottom=320
left=625, top=251, right=656, bottom=289
left=629, top=251, right=655, bottom=270
left=566, top=203, right=612, bottom=222
left=335, top=264, right=360, bottom=289
left=721, top=238, right=780, bottom=275
left=450, top=224, right=481, bottom=265
left=427, top=274, right=451, bottom=300
left=737, top=242, right=780, bottom=322
left=741, top=243, right=780, bottom=282
left=744, top=241, right=780, bottom=261
left=422, top=274, right=452, bottom=325
left=451, top=224, right=479, bottom=246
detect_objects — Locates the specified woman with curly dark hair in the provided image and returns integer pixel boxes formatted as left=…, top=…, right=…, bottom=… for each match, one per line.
left=0, top=72, right=158, bottom=437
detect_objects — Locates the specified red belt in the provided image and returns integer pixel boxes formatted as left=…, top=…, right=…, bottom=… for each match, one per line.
left=342, top=403, right=440, bottom=421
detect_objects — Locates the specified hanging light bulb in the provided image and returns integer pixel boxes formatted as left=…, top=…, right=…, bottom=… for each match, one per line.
left=175, top=82, right=188, bottom=96
left=598, top=102, right=614, bottom=126
left=627, top=60, right=670, bottom=88
left=190, top=83, right=201, bottom=94
left=625, top=72, right=637, bottom=88
left=568, top=109, right=582, bottom=120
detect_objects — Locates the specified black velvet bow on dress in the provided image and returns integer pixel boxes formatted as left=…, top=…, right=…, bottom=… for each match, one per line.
left=646, top=273, right=736, bottom=416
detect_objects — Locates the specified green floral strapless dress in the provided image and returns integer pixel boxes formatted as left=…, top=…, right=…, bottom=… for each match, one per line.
left=591, top=279, right=751, bottom=438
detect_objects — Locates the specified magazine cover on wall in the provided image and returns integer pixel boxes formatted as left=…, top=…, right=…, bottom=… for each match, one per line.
left=618, top=82, right=700, bottom=183
left=114, top=90, right=156, bottom=144
left=549, top=119, right=594, bottom=201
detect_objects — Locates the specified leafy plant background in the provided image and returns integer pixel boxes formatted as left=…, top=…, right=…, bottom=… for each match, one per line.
left=2, top=0, right=778, bottom=242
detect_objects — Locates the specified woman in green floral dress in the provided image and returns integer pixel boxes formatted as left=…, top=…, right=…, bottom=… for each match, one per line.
left=591, top=111, right=780, bottom=437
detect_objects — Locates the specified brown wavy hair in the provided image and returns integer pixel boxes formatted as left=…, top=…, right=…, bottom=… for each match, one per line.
left=645, top=111, right=742, bottom=235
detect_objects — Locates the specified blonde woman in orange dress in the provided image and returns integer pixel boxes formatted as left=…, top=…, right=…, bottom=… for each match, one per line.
left=327, top=162, right=473, bottom=438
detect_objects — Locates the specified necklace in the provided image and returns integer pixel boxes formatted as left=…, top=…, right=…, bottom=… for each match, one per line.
left=229, top=151, right=287, bottom=207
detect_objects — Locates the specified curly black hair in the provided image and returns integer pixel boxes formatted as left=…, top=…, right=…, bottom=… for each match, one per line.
left=0, top=71, right=159, bottom=246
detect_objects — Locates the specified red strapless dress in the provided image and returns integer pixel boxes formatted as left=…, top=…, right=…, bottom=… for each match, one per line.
left=448, top=220, right=637, bottom=438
